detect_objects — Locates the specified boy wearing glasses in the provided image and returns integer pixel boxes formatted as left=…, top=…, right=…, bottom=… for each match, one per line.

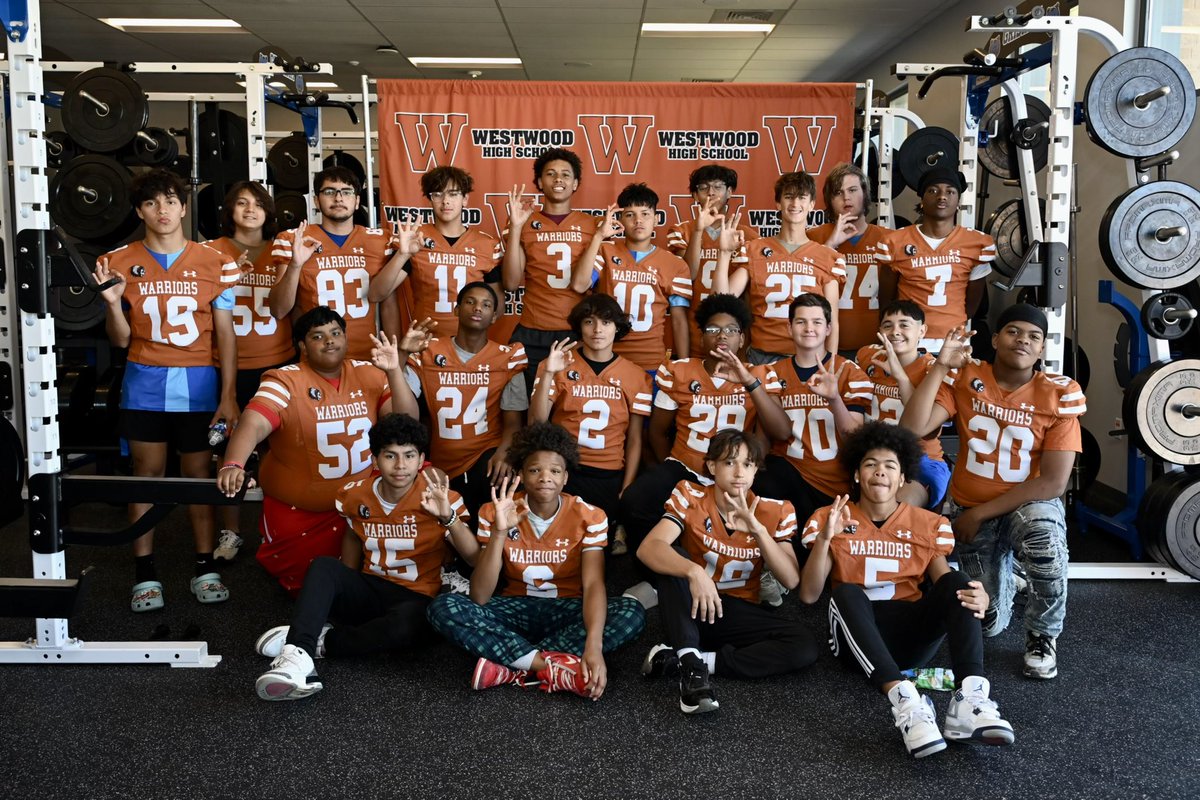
left=371, top=166, right=503, bottom=339
left=269, top=167, right=405, bottom=360
left=666, top=165, right=758, bottom=357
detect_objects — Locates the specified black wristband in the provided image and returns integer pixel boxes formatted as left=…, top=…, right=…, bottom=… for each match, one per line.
left=743, top=378, right=762, bottom=393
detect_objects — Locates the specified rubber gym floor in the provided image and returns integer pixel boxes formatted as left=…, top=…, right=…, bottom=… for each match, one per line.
left=0, top=497, right=1196, bottom=800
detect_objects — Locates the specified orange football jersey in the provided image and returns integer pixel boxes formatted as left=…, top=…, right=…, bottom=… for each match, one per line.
left=105, top=241, right=240, bottom=367
left=271, top=225, right=396, bottom=360
left=512, top=210, right=595, bottom=329
left=666, top=221, right=757, bottom=358
left=593, top=242, right=694, bottom=371
left=477, top=492, right=608, bottom=598
left=733, top=238, right=847, bottom=355
left=655, top=358, right=781, bottom=476
left=533, top=355, right=652, bottom=471
left=855, top=345, right=944, bottom=461
left=663, top=481, right=797, bottom=604
left=935, top=361, right=1085, bottom=507
left=337, top=472, right=469, bottom=598
left=772, top=354, right=874, bottom=498
left=801, top=501, right=955, bottom=602
left=407, top=336, right=528, bottom=478
left=876, top=225, right=995, bottom=341
left=808, top=222, right=889, bottom=351
left=398, top=224, right=502, bottom=338
left=206, top=237, right=294, bottom=369
left=249, top=360, right=391, bottom=512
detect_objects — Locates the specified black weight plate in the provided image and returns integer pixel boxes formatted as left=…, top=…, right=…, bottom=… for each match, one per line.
left=1162, top=474, right=1200, bottom=579
left=275, top=190, right=308, bottom=230
left=1137, top=472, right=1183, bottom=567
left=1123, top=359, right=1200, bottom=465
left=1085, top=47, right=1197, bottom=159
left=45, top=131, right=78, bottom=169
left=1100, top=181, right=1200, bottom=290
left=891, top=215, right=912, bottom=230
left=979, top=95, right=1052, bottom=180
left=196, top=184, right=224, bottom=242
left=1114, top=322, right=1132, bottom=388
left=269, top=134, right=310, bottom=191
left=896, top=126, right=959, bottom=195
left=61, top=67, right=149, bottom=153
left=0, top=416, right=24, bottom=526
left=1062, top=337, right=1090, bottom=393
left=323, top=150, right=366, bottom=185
left=984, top=199, right=1044, bottom=279
left=1078, top=427, right=1101, bottom=495
left=49, top=155, right=134, bottom=242
left=197, top=108, right=249, bottom=185
left=1141, top=291, right=1196, bottom=340
left=134, top=127, right=180, bottom=167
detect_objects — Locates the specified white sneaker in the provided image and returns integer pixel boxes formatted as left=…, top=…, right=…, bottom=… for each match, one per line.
left=889, top=681, right=947, bottom=758
left=622, top=580, right=658, bottom=611
left=440, top=568, right=471, bottom=595
left=214, top=530, right=244, bottom=561
left=758, top=569, right=786, bottom=607
left=255, top=624, right=331, bottom=659
left=1024, top=632, right=1058, bottom=679
left=943, top=676, right=1015, bottom=745
left=255, top=644, right=323, bottom=701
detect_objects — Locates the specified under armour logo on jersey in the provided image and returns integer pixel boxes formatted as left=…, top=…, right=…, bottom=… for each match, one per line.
left=265, top=264, right=277, bottom=273
left=353, top=247, right=365, bottom=254
left=403, top=515, right=418, bottom=524
left=971, top=378, right=985, bottom=393
left=464, top=247, right=476, bottom=254
left=1020, top=402, right=1036, bottom=411
left=762, top=247, right=774, bottom=258
left=422, top=238, right=436, bottom=249
left=949, top=249, right=961, bottom=261
left=531, top=220, right=543, bottom=230
left=435, top=354, right=448, bottom=366
left=358, top=504, right=371, bottom=519
left=132, top=265, right=146, bottom=277
left=555, top=539, right=570, bottom=547
left=609, top=378, right=621, bottom=387
left=567, top=370, right=580, bottom=381
left=182, top=270, right=197, bottom=278
left=309, top=387, right=323, bottom=401
left=349, top=390, right=363, bottom=398
left=689, top=380, right=703, bottom=394
left=895, top=529, right=913, bottom=539
left=612, top=256, right=622, bottom=265
left=904, top=244, right=918, bottom=256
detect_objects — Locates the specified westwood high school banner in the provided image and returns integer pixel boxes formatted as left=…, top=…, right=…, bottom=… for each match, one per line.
left=376, top=80, right=857, bottom=337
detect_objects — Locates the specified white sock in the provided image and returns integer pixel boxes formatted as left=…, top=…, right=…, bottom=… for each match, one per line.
left=622, top=581, right=658, bottom=610
left=702, top=651, right=716, bottom=674
left=888, top=680, right=919, bottom=708
left=509, top=650, right=538, bottom=672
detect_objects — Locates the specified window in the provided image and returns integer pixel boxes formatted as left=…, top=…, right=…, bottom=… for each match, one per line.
left=1144, top=0, right=1200, bottom=82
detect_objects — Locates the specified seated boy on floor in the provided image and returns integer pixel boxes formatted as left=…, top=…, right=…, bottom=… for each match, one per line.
left=252, top=413, right=478, bottom=701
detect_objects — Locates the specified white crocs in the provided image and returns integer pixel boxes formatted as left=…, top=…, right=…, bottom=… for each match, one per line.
left=190, top=572, right=230, bottom=604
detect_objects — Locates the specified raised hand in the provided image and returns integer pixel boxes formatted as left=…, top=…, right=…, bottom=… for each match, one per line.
left=398, top=317, right=438, bottom=355
left=419, top=468, right=455, bottom=522
left=507, top=184, right=536, bottom=229
left=709, top=344, right=753, bottom=385
left=872, top=332, right=905, bottom=377
left=717, top=210, right=745, bottom=254
left=390, top=220, right=424, bottom=256
left=819, top=494, right=852, bottom=544
left=369, top=331, right=402, bottom=371
left=290, top=220, right=323, bottom=266
left=695, top=196, right=724, bottom=231
left=594, top=203, right=623, bottom=239
left=723, top=490, right=766, bottom=538
left=491, top=475, right=527, bottom=532
left=235, top=250, right=254, bottom=276
left=936, top=325, right=975, bottom=370
left=544, top=338, right=578, bottom=375
left=92, top=256, right=125, bottom=305
left=824, top=210, right=859, bottom=249
left=808, top=358, right=847, bottom=400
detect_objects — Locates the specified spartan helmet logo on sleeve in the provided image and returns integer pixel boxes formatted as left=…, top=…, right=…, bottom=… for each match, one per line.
left=308, top=387, right=322, bottom=401
left=132, top=265, right=145, bottom=277
left=689, top=380, right=703, bottom=394
left=971, top=377, right=986, bottom=393
left=762, top=247, right=774, bottom=258
left=904, top=244, right=918, bottom=256
left=531, top=220, right=543, bottom=230
left=612, top=256, right=622, bottom=265
left=422, top=237, right=437, bottom=249
left=435, top=354, right=448, bottom=366
left=358, top=504, right=371, bottom=519
left=567, top=370, right=580, bottom=381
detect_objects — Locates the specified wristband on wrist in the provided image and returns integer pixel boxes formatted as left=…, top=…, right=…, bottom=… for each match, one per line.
left=743, top=378, right=762, bottom=393
left=219, top=462, right=244, bottom=471
left=439, top=513, right=457, bottom=528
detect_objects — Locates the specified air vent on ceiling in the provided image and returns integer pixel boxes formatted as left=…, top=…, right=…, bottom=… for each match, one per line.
left=711, top=10, right=780, bottom=24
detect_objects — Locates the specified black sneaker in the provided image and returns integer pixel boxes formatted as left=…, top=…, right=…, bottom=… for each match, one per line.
left=641, top=643, right=679, bottom=678
left=1023, top=632, right=1057, bottom=679
left=679, top=661, right=719, bottom=714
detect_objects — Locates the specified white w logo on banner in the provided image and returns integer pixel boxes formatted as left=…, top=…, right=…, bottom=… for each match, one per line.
left=576, top=114, right=655, bottom=175
left=393, top=112, right=470, bottom=171
left=760, top=115, right=839, bottom=175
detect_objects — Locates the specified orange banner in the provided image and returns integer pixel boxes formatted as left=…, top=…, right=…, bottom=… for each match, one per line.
left=376, top=80, right=857, bottom=338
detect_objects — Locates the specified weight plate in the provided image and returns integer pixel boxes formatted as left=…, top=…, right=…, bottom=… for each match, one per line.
left=1062, top=337, right=1090, bottom=394
left=979, top=95, right=1052, bottom=180
left=45, top=131, right=79, bottom=169
left=1100, top=181, right=1200, bottom=290
left=1141, top=291, right=1196, bottom=340
left=0, top=416, right=24, bottom=526
left=49, top=155, right=135, bottom=242
left=323, top=150, right=366, bottom=185
left=269, top=133, right=310, bottom=191
left=197, top=108, right=249, bottom=185
left=1137, top=472, right=1185, bottom=568
left=133, top=127, right=180, bottom=168
left=1123, top=359, right=1200, bottom=465
left=196, top=184, right=224, bottom=241
left=61, top=67, right=149, bottom=153
left=275, top=190, right=308, bottom=230
left=1078, top=427, right=1101, bottom=495
left=984, top=199, right=1042, bottom=278
left=1114, top=322, right=1132, bottom=389
left=895, top=126, right=959, bottom=195
left=1161, top=474, right=1200, bottom=579
left=1084, top=47, right=1197, bottom=158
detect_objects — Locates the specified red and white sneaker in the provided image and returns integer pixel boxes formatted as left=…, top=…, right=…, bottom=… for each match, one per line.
left=471, top=657, right=531, bottom=690
left=536, top=651, right=589, bottom=697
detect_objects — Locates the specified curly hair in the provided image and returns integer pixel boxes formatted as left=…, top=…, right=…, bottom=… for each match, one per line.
left=506, top=421, right=580, bottom=472
left=533, top=148, right=582, bottom=183
left=688, top=164, right=739, bottom=193
left=695, top=293, right=751, bottom=333
left=131, top=168, right=188, bottom=208
left=839, top=420, right=924, bottom=499
left=568, top=293, right=632, bottom=342
left=369, top=413, right=429, bottom=456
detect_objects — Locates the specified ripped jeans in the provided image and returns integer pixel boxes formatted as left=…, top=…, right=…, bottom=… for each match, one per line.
left=946, top=497, right=1069, bottom=639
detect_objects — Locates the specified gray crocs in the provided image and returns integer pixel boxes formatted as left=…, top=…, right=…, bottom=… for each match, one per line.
left=131, top=580, right=165, bottom=612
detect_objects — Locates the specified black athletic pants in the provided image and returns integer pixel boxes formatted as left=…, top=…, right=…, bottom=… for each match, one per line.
left=450, top=447, right=498, bottom=524
left=286, top=557, right=433, bottom=658
left=657, top=571, right=819, bottom=679
left=827, top=570, right=985, bottom=690
left=619, top=459, right=695, bottom=578
left=754, top=454, right=833, bottom=561
left=567, top=464, right=624, bottom=531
